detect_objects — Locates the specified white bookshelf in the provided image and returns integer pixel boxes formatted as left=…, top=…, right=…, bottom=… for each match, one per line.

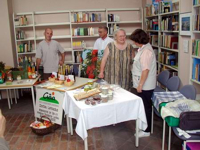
left=13, top=8, right=143, bottom=66
left=145, top=1, right=180, bottom=75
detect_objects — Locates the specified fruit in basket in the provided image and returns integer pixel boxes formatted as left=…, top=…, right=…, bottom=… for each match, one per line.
left=49, top=74, right=55, bottom=82
left=43, top=120, right=52, bottom=127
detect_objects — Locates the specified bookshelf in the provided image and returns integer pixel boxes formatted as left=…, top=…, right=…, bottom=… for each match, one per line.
left=13, top=8, right=143, bottom=67
left=190, top=2, right=200, bottom=85
left=145, top=0, right=180, bottom=76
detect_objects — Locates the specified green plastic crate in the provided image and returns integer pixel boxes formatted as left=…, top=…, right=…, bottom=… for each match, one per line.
left=159, top=102, right=180, bottom=127
left=12, top=70, right=28, bottom=80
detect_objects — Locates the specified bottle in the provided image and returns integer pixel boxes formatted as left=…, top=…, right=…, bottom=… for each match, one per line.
left=81, top=40, right=86, bottom=49
left=71, top=66, right=76, bottom=81
left=27, top=65, right=32, bottom=79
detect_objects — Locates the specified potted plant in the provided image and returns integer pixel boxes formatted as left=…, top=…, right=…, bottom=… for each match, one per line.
left=0, top=61, right=5, bottom=84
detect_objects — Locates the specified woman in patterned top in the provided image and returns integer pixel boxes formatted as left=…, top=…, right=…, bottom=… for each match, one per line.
left=98, top=29, right=134, bottom=90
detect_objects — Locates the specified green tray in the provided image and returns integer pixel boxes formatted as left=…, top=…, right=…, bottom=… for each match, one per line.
left=159, top=102, right=179, bottom=127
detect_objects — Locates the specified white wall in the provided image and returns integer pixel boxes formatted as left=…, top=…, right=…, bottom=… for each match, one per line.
left=0, top=0, right=15, bottom=67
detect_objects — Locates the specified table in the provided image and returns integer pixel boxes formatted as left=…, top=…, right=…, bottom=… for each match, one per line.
left=0, top=76, right=40, bottom=110
left=152, top=91, right=186, bottom=150
left=63, top=87, right=147, bottom=150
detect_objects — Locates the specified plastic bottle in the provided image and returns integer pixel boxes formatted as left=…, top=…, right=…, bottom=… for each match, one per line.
left=28, top=65, right=32, bottom=79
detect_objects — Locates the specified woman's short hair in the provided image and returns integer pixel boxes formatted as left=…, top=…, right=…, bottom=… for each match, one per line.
left=129, top=29, right=149, bottom=44
left=113, top=28, right=126, bottom=40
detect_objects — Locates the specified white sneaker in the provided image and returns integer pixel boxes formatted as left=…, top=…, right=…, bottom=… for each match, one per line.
left=134, top=131, right=150, bottom=138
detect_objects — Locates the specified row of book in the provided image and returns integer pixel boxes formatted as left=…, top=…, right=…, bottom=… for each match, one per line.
left=72, top=27, right=95, bottom=36
left=146, top=19, right=158, bottom=30
left=108, top=23, right=120, bottom=35
left=161, top=15, right=179, bottom=31
left=150, top=35, right=158, bottom=46
left=14, top=15, right=28, bottom=26
left=16, top=30, right=26, bottom=40
left=72, top=41, right=86, bottom=49
left=17, top=42, right=33, bottom=53
left=192, top=39, right=200, bottom=56
left=145, top=1, right=179, bottom=16
left=192, top=58, right=200, bottom=81
left=108, top=14, right=120, bottom=22
left=193, top=8, right=200, bottom=31
left=159, top=52, right=178, bottom=66
left=193, top=0, right=200, bottom=5
left=160, top=35, right=178, bottom=49
left=71, top=12, right=102, bottom=23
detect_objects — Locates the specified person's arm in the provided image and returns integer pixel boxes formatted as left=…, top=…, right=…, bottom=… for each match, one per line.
left=36, top=58, right=41, bottom=73
left=0, top=110, right=9, bottom=150
left=59, top=53, right=65, bottom=65
left=98, top=46, right=110, bottom=78
left=137, top=49, right=153, bottom=93
left=137, top=70, right=149, bottom=93
left=57, top=43, right=65, bottom=65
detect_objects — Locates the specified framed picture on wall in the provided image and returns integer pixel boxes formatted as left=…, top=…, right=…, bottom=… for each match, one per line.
left=180, top=12, right=192, bottom=36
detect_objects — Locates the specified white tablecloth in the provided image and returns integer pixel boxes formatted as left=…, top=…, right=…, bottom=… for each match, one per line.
left=62, top=88, right=147, bottom=140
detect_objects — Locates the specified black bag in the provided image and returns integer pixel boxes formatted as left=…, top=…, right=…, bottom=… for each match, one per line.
left=179, top=111, right=200, bottom=130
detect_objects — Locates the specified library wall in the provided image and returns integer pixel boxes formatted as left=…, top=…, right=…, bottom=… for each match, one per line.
left=12, top=0, right=143, bottom=12
left=0, top=0, right=15, bottom=67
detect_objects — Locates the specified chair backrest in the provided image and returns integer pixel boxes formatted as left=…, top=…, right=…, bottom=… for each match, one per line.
left=157, top=70, right=170, bottom=87
left=166, top=76, right=180, bottom=91
left=179, top=85, right=196, bottom=100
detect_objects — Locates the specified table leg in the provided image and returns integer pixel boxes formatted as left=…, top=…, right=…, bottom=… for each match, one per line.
left=151, top=106, right=154, bottom=134
left=16, top=89, right=19, bottom=99
left=6, top=90, right=11, bottom=109
left=168, top=127, right=171, bottom=150
left=135, top=119, right=139, bottom=147
left=9, top=90, right=13, bottom=104
left=84, top=138, right=88, bottom=150
left=0, top=90, right=2, bottom=100
left=162, top=120, right=166, bottom=150
left=31, top=87, right=36, bottom=116
left=14, top=89, right=17, bottom=104
left=70, top=117, right=73, bottom=135
left=66, top=115, right=70, bottom=134
left=21, top=89, right=23, bottom=96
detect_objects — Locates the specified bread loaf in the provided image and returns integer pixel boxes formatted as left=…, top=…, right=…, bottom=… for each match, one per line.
left=74, top=88, right=101, bottom=100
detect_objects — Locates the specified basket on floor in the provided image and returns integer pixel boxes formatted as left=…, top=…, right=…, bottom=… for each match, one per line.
left=30, top=116, right=60, bottom=136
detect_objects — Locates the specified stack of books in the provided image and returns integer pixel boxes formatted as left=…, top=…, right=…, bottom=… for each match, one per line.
left=72, top=27, right=94, bottom=36
left=71, top=12, right=101, bottom=22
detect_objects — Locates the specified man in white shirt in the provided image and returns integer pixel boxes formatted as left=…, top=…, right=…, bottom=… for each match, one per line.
left=93, top=26, right=114, bottom=58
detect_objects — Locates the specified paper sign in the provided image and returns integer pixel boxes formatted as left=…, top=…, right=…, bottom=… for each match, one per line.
left=35, top=88, right=64, bottom=125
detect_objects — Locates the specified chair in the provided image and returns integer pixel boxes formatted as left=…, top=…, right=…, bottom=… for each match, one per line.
left=179, top=85, right=196, bottom=100
left=167, top=85, right=197, bottom=150
left=151, top=76, right=180, bottom=134
left=154, top=70, right=170, bottom=92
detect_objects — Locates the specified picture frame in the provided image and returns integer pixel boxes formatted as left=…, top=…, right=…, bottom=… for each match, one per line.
left=180, top=12, right=192, bottom=36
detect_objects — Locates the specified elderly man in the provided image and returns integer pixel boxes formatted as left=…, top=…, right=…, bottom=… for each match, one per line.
left=36, top=28, right=65, bottom=80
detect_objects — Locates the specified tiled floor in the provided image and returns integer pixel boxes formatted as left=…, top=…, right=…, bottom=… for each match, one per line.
left=0, top=90, right=182, bottom=150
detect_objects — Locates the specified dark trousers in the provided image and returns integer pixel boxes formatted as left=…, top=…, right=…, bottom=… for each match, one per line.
left=43, top=73, right=51, bottom=80
left=132, top=88, right=153, bottom=132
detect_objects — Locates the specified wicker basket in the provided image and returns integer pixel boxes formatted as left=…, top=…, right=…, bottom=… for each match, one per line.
left=31, top=116, right=60, bottom=136
left=48, top=77, right=55, bottom=82
left=64, top=81, right=75, bottom=87
left=54, top=80, right=64, bottom=85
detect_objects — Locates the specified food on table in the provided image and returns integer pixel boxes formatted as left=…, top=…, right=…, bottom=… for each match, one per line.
left=93, top=95, right=101, bottom=100
left=49, top=74, right=55, bottom=82
left=64, top=78, right=75, bottom=87
left=54, top=79, right=64, bottom=85
left=85, top=99, right=91, bottom=105
left=74, top=88, right=101, bottom=100
left=91, top=100, right=96, bottom=106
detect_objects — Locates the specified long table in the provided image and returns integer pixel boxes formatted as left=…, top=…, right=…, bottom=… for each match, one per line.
left=63, top=87, right=147, bottom=150
left=0, top=76, right=40, bottom=110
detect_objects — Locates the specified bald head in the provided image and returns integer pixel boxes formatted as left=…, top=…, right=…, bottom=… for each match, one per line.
left=44, top=28, right=53, bottom=42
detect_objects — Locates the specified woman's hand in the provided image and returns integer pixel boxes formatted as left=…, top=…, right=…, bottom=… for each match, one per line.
left=98, top=72, right=104, bottom=79
left=136, top=84, right=142, bottom=93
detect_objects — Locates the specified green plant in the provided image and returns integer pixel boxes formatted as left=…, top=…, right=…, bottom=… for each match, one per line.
left=0, top=61, right=5, bottom=72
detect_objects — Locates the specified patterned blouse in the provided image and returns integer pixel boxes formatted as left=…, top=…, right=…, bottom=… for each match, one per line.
left=104, top=42, right=134, bottom=90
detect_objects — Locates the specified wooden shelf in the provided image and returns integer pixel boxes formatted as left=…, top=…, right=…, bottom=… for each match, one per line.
left=160, top=47, right=179, bottom=53
left=159, top=11, right=179, bottom=16
left=160, top=63, right=178, bottom=71
left=191, top=79, right=200, bottom=85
